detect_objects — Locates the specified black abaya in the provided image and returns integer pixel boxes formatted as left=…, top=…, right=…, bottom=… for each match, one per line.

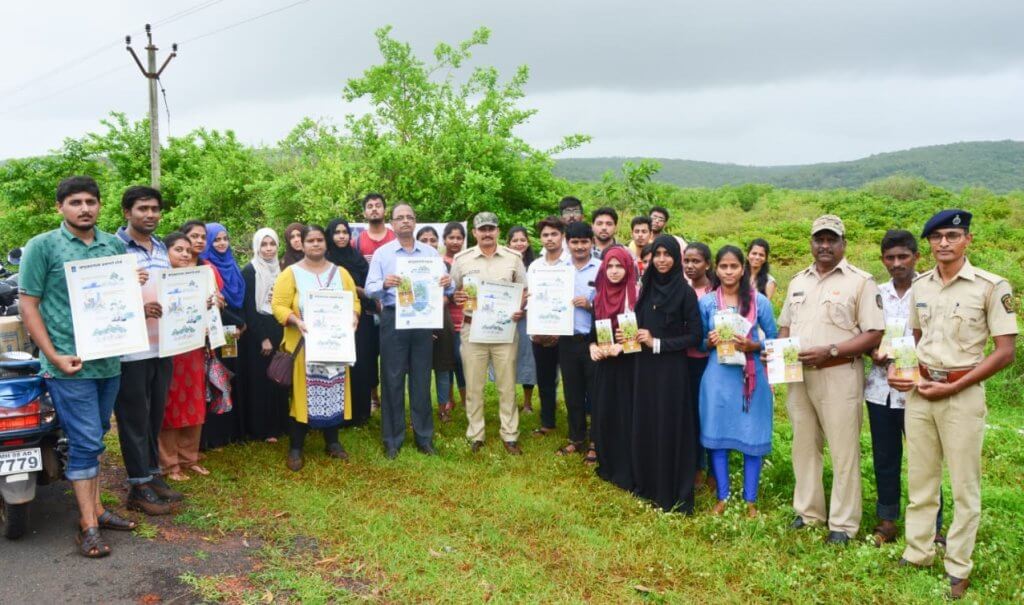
left=593, top=352, right=637, bottom=491
left=240, top=264, right=289, bottom=440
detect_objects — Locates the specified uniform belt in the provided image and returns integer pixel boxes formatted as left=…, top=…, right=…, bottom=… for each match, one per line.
left=919, top=365, right=973, bottom=383
left=462, top=315, right=472, bottom=324
left=806, top=356, right=853, bottom=370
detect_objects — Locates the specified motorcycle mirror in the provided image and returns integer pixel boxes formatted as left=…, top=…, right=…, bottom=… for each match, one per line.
left=7, top=248, right=22, bottom=266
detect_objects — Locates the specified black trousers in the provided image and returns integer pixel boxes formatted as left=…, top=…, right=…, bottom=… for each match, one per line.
left=532, top=341, right=560, bottom=430
left=289, top=418, right=339, bottom=452
left=115, top=357, right=173, bottom=484
left=379, top=307, right=434, bottom=449
left=558, top=335, right=595, bottom=444
left=867, top=397, right=943, bottom=529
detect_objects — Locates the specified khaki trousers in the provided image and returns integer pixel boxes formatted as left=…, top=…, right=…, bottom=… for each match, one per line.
left=902, top=384, right=985, bottom=579
left=158, top=425, right=202, bottom=475
left=786, top=362, right=864, bottom=536
left=461, top=328, right=519, bottom=443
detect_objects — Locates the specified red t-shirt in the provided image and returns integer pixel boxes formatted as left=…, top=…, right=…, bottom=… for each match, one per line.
left=356, top=228, right=397, bottom=263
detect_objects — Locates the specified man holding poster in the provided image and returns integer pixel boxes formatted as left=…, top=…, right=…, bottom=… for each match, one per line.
left=366, top=203, right=452, bottom=459
left=20, top=176, right=141, bottom=558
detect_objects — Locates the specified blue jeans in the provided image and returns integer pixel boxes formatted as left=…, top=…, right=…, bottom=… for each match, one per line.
left=45, top=376, right=121, bottom=481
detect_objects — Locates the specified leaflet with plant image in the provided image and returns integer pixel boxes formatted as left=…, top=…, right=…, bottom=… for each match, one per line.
left=595, top=319, right=614, bottom=352
left=877, top=318, right=907, bottom=359
left=463, top=275, right=480, bottom=312
left=714, top=311, right=752, bottom=365
left=617, top=312, right=641, bottom=353
left=765, top=337, right=803, bottom=384
left=891, top=335, right=920, bottom=381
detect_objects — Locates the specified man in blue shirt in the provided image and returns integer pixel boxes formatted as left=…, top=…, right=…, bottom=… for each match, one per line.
left=113, top=186, right=179, bottom=515
left=555, top=221, right=600, bottom=462
left=366, top=202, right=452, bottom=459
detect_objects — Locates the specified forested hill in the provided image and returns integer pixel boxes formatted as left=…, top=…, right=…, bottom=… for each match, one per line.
left=554, top=141, right=1024, bottom=192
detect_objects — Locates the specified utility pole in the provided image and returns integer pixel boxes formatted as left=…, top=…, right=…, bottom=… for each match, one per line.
left=126, top=25, right=177, bottom=188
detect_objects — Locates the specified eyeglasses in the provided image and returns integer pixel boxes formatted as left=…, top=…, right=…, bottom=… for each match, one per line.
left=392, top=215, right=416, bottom=223
left=927, top=231, right=965, bottom=244
left=561, top=208, right=582, bottom=217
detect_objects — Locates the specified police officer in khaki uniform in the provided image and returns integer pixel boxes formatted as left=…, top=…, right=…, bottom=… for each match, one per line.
left=889, top=209, right=1017, bottom=600
left=778, top=215, right=884, bottom=544
left=450, top=212, right=528, bottom=455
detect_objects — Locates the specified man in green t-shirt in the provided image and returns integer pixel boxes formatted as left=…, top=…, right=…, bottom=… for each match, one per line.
left=19, top=176, right=139, bottom=558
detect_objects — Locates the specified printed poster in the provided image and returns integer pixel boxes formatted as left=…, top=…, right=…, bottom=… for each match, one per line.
left=304, top=290, right=356, bottom=363
left=526, top=264, right=574, bottom=336
left=157, top=266, right=208, bottom=357
left=765, top=337, right=803, bottom=384
left=64, top=254, right=149, bottom=361
left=395, top=257, right=445, bottom=330
left=469, top=279, right=524, bottom=344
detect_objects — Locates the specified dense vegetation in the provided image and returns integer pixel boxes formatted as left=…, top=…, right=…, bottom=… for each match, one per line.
left=555, top=140, right=1024, bottom=192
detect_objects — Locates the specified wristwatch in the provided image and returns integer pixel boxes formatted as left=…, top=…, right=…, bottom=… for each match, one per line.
left=829, top=344, right=839, bottom=358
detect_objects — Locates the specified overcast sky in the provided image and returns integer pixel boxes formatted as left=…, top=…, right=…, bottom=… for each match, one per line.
left=2, top=0, right=1023, bottom=165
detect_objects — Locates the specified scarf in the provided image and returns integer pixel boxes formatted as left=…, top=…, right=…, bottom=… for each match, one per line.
left=714, top=287, right=759, bottom=412
left=199, top=223, right=245, bottom=309
left=250, top=227, right=280, bottom=315
left=638, top=235, right=686, bottom=311
left=325, top=218, right=369, bottom=287
left=281, top=222, right=305, bottom=269
left=593, top=246, right=638, bottom=331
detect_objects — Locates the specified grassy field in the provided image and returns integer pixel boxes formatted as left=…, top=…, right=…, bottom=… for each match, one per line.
left=172, top=369, right=1024, bottom=603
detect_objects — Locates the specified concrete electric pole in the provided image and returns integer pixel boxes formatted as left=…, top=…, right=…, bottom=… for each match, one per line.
left=126, top=24, right=177, bottom=188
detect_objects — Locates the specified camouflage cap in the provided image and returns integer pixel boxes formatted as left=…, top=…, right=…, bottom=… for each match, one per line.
left=811, top=214, right=845, bottom=237
left=474, top=212, right=499, bottom=228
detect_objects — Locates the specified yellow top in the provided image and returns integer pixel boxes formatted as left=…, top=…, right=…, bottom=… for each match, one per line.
left=449, top=245, right=526, bottom=317
left=909, top=258, right=1018, bottom=369
left=271, top=264, right=361, bottom=423
left=778, top=258, right=884, bottom=349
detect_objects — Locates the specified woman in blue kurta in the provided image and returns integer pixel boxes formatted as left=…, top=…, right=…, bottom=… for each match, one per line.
left=698, top=245, right=777, bottom=518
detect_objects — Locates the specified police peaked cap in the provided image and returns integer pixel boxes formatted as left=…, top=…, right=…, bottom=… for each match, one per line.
left=921, top=209, right=972, bottom=238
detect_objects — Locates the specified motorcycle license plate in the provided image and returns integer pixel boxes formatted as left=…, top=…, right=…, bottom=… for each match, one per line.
left=0, top=448, right=42, bottom=477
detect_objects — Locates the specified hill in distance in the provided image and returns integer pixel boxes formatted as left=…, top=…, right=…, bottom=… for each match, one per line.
left=553, top=140, right=1024, bottom=192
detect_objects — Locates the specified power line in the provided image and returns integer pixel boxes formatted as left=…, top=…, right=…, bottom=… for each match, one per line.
left=0, top=0, right=229, bottom=98
left=180, top=0, right=313, bottom=45
left=0, top=65, right=130, bottom=116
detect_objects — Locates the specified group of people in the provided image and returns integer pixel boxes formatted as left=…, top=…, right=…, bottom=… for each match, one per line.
left=19, top=177, right=1017, bottom=601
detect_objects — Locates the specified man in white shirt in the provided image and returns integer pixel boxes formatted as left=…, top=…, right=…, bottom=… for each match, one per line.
left=528, top=216, right=568, bottom=435
left=864, top=229, right=942, bottom=546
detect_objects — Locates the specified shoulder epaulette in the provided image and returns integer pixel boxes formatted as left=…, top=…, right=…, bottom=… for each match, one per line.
left=972, top=267, right=1007, bottom=286
left=453, top=247, right=477, bottom=261
left=912, top=270, right=933, bottom=283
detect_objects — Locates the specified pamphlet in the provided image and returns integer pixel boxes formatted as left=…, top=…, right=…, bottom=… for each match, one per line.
left=617, top=312, right=641, bottom=353
left=714, top=311, right=752, bottom=365
left=891, top=335, right=920, bottom=381
left=765, top=337, right=803, bottom=384
left=463, top=275, right=480, bottom=312
left=595, top=319, right=614, bottom=353
left=877, top=318, right=907, bottom=359
left=221, top=325, right=239, bottom=358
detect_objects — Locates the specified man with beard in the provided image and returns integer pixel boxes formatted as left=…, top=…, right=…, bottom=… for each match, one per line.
left=366, top=203, right=452, bottom=459
left=353, top=193, right=395, bottom=409
left=529, top=216, right=568, bottom=436
left=20, top=176, right=139, bottom=557
left=591, top=207, right=619, bottom=259
left=778, top=215, right=883, bottom=545
left=649, top=206, right=688, bottom=249
left=451, top=212, right=528, bottom=455
left=114, top=186, right=179, bottom=515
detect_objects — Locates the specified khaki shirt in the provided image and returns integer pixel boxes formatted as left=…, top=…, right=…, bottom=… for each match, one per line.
left=450, top=245, right=527, bottom=317
left=778, top=258, right=884, bottom=348
left=909, top=258, right=1018, bottom=369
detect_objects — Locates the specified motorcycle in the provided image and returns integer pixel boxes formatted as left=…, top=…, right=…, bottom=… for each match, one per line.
left=0, top=354, right=64, bottom=539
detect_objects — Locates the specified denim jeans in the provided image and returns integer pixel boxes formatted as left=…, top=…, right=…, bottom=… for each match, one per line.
left=45, top=376, right=121, bottom=481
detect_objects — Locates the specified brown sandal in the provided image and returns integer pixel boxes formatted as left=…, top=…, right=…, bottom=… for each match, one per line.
left=76, top=527, right=111, bottom=558
left=98, top=510, right=137, bottom=531
left=556, top=442, right=583, bottom=456
left=583, top=446, right=598, bottom=465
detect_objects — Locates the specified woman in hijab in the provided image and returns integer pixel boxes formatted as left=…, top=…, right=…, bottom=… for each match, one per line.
left=241, top=228, right=289, bottom=442
left=281, top=222, right=305, bottom=269
left=199, top=223, right=247, bottom=449
left=630, top=235, right=702, bottom=514
left=589, top=246, right=639, bottom=490
left=325, top=217, right=373, bottom=426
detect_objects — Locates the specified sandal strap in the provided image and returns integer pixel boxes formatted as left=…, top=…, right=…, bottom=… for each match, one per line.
left=77, top=527, right=110, bottom=557
left=98, top=510, right=137, bottom=531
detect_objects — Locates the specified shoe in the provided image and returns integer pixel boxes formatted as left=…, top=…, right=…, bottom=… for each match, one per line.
left=470, top=440, right=484, bottom=453
left=532, top=426, right=554, bottom=437
left=826, top=531, right=851, bottom=545
left=126, top=485, right=172, bottom=516
left=286, top=450, right=303, bottom=472
left=503, top=441, right=523, bottom=456
left=384, top=446, right=400, bottom=460
left=949, top=576, right=970, bottom=600
left=416, top=443, right=437, bottom=456
left=872, top=520, right=898, bottom=547
left=326, top=443, right=349, bottom=460
left=934, top=532, right=947, bottom=547
left=789, top=516, right=807, bottom=530
left=148, top=477, right=184, bottom=503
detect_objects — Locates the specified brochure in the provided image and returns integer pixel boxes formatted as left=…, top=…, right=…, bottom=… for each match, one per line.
left=765, top=337, right=803, bottom=384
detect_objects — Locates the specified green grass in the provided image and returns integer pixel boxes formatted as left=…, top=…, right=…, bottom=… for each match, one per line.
left=170, top=377, right=1024, bottom=603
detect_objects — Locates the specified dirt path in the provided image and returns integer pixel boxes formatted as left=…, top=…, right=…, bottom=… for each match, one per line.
left=0, top=463, right=262, bottom=604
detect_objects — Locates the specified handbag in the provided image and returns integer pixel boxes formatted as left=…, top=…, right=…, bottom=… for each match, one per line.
left=267, top=338, right=303, bottom=387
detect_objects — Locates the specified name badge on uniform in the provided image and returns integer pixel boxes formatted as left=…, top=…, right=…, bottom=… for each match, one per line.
left=791, top=291, right=803, bottom=297
left=915, top=302, right=927, bottom=308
